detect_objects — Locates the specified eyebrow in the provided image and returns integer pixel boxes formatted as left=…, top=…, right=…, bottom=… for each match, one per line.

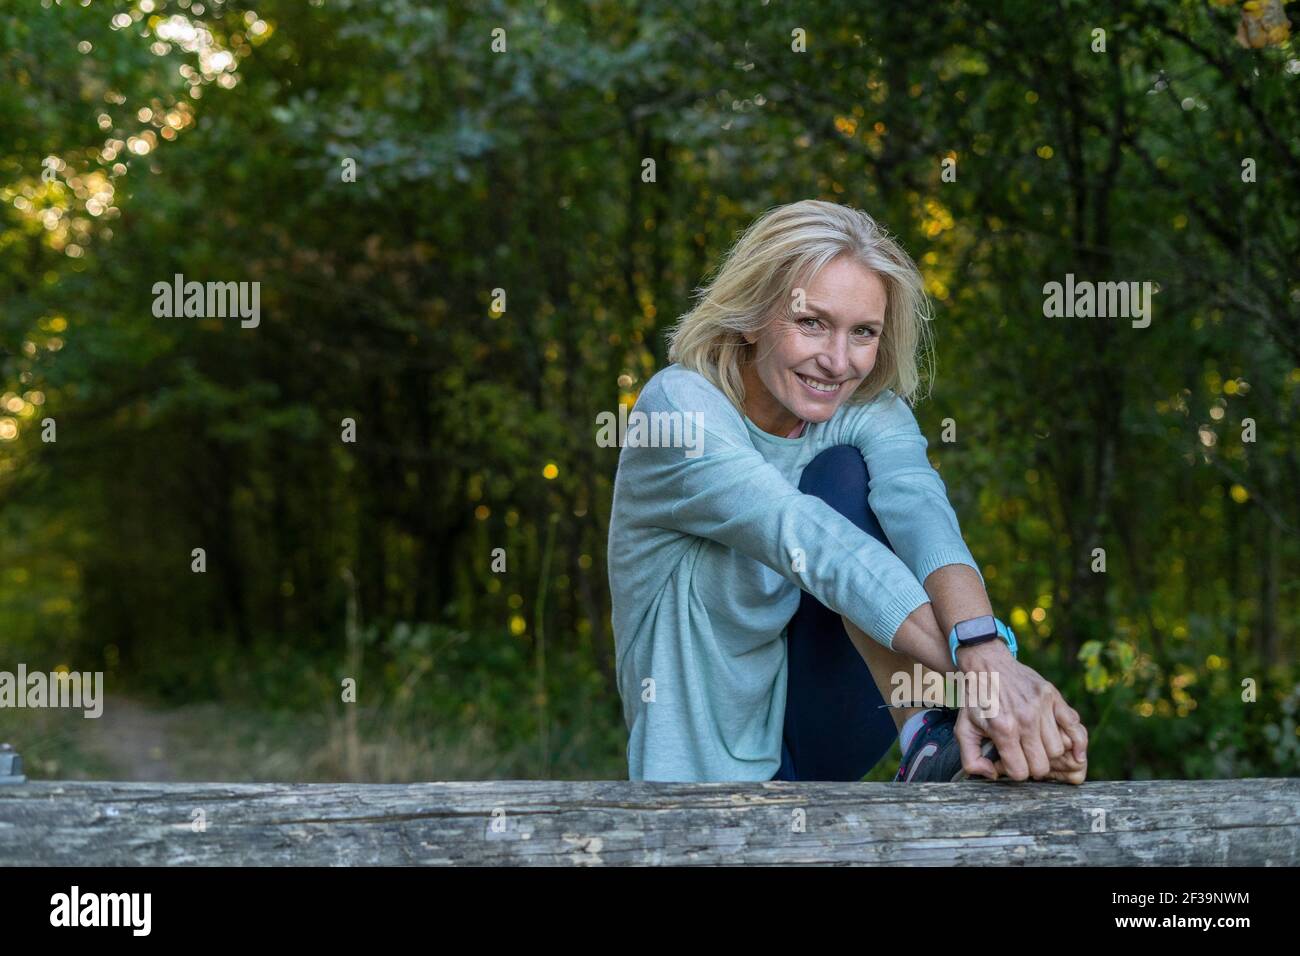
left=804, top=304, right=884, bottom=329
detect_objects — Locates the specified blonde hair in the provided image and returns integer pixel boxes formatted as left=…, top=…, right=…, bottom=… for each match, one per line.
left=665, top=199, right=935, bottom=409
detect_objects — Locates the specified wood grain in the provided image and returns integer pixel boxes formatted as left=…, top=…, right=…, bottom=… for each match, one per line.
left=1, top=779, right=1296, bottom=866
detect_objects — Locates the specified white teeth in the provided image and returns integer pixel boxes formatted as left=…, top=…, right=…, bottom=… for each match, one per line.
left=797, top=373, right=839, bottom=393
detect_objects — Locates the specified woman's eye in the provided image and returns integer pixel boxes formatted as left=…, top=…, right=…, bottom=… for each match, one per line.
left=797, top=317, right=820, bottom=330
left=853, top=327, right=876, bottom=338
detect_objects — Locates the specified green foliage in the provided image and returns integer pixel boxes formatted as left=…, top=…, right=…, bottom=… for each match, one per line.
left=1, top=0, right=1296, bottom=779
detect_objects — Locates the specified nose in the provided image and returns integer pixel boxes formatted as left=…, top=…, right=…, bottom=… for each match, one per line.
left=816, top=332, right=851, bottom=379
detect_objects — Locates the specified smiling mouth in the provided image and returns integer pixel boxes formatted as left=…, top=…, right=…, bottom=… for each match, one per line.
left=795, top=372, right=842, bottom=394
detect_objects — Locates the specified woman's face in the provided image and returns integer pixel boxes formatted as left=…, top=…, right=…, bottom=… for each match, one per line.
left=740, top=255, right=886, bottom=436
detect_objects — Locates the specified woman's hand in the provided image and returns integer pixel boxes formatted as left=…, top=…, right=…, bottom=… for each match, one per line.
left=998, top=744, right=1088, bottom=784
left=953, top=643, right=1089, bottom=783
left=960, top=709, right=1089, bottom=783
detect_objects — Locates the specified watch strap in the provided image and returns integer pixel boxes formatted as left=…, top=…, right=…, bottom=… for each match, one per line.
left=949, top=616, right=1018, bottom=668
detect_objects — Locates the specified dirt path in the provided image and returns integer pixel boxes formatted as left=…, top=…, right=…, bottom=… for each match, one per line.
left=78, top=694, right=179, bottom=781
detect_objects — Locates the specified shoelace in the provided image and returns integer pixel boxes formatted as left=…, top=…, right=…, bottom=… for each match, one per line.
left=876, top=701, right=960, bottom=712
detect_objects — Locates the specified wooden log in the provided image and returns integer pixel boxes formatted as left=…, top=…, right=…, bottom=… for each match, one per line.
left=1, top=778, right=1296, bottom=866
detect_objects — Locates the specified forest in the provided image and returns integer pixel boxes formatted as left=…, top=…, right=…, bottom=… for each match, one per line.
left=0, top=0, right=1296, bottom=782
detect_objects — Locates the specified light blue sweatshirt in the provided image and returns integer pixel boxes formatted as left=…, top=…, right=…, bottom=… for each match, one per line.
left=607, top=364, right=983, bottom=782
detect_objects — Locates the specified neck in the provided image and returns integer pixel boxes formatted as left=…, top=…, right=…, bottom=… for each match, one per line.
left=740, top=361, right=800, bottom=437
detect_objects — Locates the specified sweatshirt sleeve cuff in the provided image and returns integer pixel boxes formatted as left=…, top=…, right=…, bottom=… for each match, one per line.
left=914, top=547, right=985, bottom=588
left=854, top=580, right=931, bottom=651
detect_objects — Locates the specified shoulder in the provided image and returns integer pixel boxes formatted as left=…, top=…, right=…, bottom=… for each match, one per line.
left=834, top=387, right=921, bottom=438
left=639, top=364, right=741, bottom=421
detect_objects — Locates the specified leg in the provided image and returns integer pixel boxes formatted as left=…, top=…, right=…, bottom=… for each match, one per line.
left=774, top=445, right=940, bottom=781
left=850, top=625, right=925, bottom=734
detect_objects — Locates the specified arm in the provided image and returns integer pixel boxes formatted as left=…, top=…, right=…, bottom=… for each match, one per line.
left=887, top=565, right=990, bottom=673
left=834, top=393, right=990, bottom=666
left=891, top=566, right=1090, bottom=783
left=621, top=369, right=932, bottom=650
left=843, top=394, right=1089, bottom=780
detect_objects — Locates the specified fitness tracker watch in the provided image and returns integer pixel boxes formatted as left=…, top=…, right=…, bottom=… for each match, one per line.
left=948, top=614, right=1017, bottom=668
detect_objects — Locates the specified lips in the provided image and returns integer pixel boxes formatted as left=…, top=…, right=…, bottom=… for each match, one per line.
left=795, top=372, right=841, bottom=395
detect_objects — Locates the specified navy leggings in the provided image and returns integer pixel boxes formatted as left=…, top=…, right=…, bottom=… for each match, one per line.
left=772, top=445, right=902, bottom=781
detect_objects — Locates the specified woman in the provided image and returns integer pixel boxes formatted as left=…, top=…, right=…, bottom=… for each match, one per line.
left=607, top=199, right=1089, bottom=783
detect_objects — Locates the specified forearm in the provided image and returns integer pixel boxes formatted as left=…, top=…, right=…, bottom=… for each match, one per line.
left=889, top=563, right=999, bottom=674
left=922, top=563, right=993, bottom=639
left=888, top=602, right=952, bottom=674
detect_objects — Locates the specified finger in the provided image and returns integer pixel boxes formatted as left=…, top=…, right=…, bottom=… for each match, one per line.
left=1015, top=704, right=1053, bottom=779
left=1040, top=707, right=1067, bottom=760
left=1072, top=720, right=1090, bottom=762
left=989, top=722, right=1030, bottom=780
left=1054, top=697, right=1088, bottom=762
left=955, top=709, right=997, bottom=780
left=1056, top=725, right=1075, bottom=760
left=1020, top=729, right=1052, bottom=780
left=1047, top=765, right=1086, bottom=785
left=1051, top=746, right=1085, bottom=772
left=1051, top=749, right=1088, bottom=784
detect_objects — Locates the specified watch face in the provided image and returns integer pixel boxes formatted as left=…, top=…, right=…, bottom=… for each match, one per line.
left=956, top=616, right=998, bottom=643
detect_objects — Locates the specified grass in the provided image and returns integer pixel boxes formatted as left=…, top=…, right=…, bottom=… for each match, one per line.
left=2, top=691, right=628, bottom=783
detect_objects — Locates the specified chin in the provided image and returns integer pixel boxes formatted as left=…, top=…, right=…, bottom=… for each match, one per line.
left=803, top=406, right=840, bottom=424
